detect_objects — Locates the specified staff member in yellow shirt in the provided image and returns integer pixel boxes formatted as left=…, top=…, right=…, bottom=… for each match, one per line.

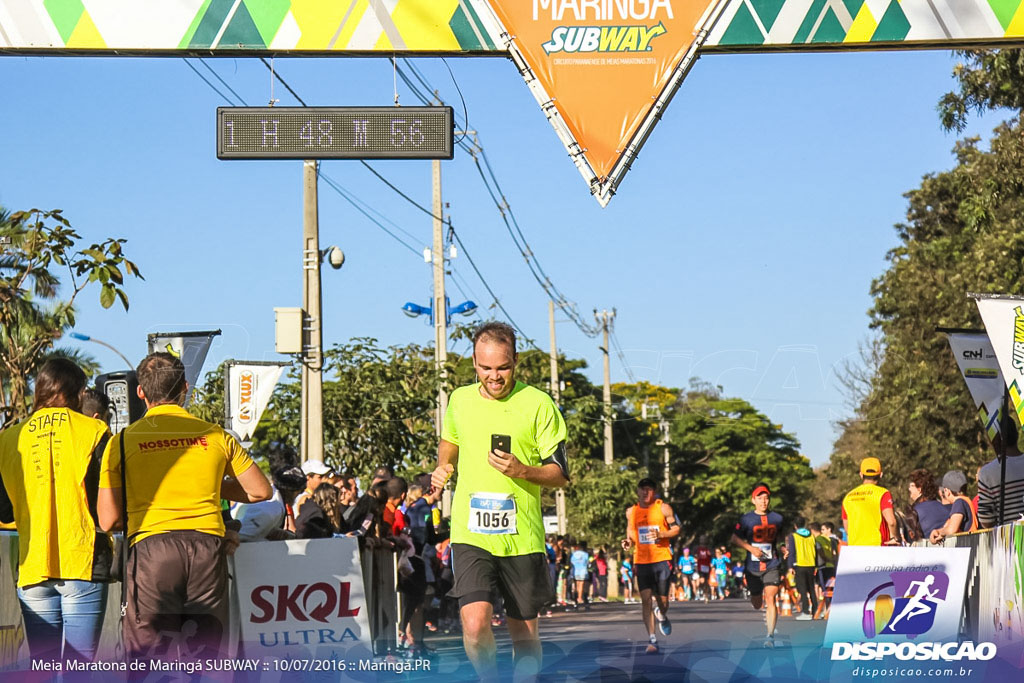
left=98, top=352, right=271, bottom=661
left=0, top=359, right=112, bottom=662
left=842, top=457, right=898, bottom=546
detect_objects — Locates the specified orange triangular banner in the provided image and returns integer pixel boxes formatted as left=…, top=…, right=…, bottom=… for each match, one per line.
left=486, top=0, right=720, bottom=201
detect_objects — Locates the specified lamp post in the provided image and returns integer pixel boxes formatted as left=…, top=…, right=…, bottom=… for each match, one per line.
left=402, top=296, right=477, bottom=438
left=67, top=331, right=134, bottom=369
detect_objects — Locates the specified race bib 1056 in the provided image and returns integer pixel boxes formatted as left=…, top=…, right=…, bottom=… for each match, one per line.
left=469, top=493, right=517, bottom=535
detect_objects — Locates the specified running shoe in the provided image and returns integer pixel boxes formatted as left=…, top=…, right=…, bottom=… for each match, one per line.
left=763, top=634, right=775, bottom=649
left=795, top=614, right=813, bottom=621
left=658, top=614, right=672, bottom=636
left=645, top=644, right=659, bottom=655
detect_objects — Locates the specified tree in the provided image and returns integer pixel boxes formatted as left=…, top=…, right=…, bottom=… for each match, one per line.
left=0, top=207, right=142, bottom=423
left=811, top=51, right=1024, bottom=519
left=667, top=382, right=813, bottom=546
left=938, top=49, right=1024, bottom=133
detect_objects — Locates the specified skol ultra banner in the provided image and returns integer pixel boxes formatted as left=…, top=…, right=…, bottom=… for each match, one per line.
left=146, top=329, right=221, bottom=405
left=975, top=296, right=1024, bottom=422
left=225, top=360, right=287, bottom=445
left=232, top=538, right=372, bottom=658
left=946, top=331, right=1005, bottom=440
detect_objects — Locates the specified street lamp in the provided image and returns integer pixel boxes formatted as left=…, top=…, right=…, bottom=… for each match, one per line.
left=67, top=331, right=134, bottom=369
left=400, top=297, right=477, bottom=326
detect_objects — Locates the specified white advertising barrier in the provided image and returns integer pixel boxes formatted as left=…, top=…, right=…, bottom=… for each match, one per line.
left=0, top=531, right=28, bottom=669
left=232, top=538, right=372, bottom=660
left=825, top=546, right=973, bottom=651
left=975, top=524, right=1024, bottom=667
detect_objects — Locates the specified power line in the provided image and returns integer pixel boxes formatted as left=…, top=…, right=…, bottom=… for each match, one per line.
left=260, top=57, right=307, bottom=106
left=317, top=172, right=421, bottom=257
left=244, top=59, right=541, bottom=345
left=609, top=325, right=637, bottom=383
left=183, top=59, right=427, bottom=260
left=197, top=58, right=247, bottom=106
left=394, top=60, right=600, bottom=338
left=181, top=59, right=239, bottom=105
left=449, top=229, right=538, bottom=350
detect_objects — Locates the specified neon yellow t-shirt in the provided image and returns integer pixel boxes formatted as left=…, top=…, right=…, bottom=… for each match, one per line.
left=442, top=381, right=567, bottom=557
left=99, top=404, right=255, bottom=545
left=0, top=408, right=109, bottom=587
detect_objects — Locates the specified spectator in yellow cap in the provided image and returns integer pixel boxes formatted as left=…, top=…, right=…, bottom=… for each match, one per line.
left=841, top=457, right=898, bottom=546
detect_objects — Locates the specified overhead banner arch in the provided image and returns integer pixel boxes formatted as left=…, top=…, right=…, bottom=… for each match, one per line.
left=4, top=0, right=1024, bottom=204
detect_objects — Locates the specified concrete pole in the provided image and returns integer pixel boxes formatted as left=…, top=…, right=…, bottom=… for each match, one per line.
left=664, top=445, right=671, bottom=493
left=550, top=300, right=567, bottom=536
left=432, top=159, right=448, bottom=439
left=600, top=310, right=614, bottom=465
left=301, top=160, right=324, bottom=465
left=433, top=159, right=454, bottom=518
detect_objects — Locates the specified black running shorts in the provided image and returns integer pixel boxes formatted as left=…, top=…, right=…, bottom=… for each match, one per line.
left=449, top=543, right=554, bottom=621
left=745, top=568, right=781, bottom=597
left=635, top=560, right=673, bottom=596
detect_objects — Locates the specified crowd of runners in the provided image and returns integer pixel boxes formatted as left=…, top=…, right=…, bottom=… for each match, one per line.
left=3, top=317, right=986, bottom=681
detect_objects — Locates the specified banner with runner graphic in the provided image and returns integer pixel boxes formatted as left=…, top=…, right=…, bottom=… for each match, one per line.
left=225, top=360, right=287, bottom=445
left=974, top=295, right=1024, bottom=422
left=946, top=331, right=1005, bottom=440
left=146, top=329, right=221, bottom=405
left=824, top=546, right=971, bottom=646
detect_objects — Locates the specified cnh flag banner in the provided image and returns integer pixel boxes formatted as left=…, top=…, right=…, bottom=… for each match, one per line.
left=225, top=361, right=287, bottom=445
left=146, top=329, right=221, bottom=405
left=946, top=331, right=1004, bottom=439
left=974, top=296, right=1024, bottom=423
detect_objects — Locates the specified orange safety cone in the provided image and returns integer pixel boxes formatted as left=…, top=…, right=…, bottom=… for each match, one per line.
left=780, top=589, right=793, bottom=617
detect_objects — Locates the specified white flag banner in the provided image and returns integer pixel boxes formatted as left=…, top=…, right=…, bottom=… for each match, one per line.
left=947, top=332, right=1005, bottom=439
left=147, top=330, right=221, bottom=405
left=974, top=296, right=1024, bottom=424
left=226, top=361, right=287, bottom=444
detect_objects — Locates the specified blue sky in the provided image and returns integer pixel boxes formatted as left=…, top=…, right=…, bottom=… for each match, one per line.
left=0, top=49, right=1005, bottom=466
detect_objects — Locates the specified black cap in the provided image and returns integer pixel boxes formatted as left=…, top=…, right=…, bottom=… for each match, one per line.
left=637, top=477, right=658, bottom=490
left=272, top=465, right=306, bottom=492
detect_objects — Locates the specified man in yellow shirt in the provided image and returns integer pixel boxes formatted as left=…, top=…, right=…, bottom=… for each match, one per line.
left=842, top=457, right=898, bottom=546
left=98, top=352, right=271, bottom=661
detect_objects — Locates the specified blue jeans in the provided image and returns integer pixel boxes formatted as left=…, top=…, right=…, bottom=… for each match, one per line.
left=17, top=580, right=108, bottom=661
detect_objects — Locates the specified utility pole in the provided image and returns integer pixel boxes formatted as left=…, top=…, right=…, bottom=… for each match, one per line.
left=659, top=420, right=671, bottom=493
left=597, top=309, right=615, bottom=465
left=301, top=160, right=324, bottom=465
left=549, top=300, right=567, bottom=535
left=432, top=159, right=448, bottom=439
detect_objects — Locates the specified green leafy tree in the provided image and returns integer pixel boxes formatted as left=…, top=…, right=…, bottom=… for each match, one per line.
left=667, top=382, right=813, bottom=546
left=245, top=338, right=442, bottom=482
left=810, top=51, right=1024, bottom=519
left=0, top=207, right=142, bottom=423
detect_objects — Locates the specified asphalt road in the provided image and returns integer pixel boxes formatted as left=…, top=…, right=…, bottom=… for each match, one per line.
left=401, top=598, right=831, bottom=682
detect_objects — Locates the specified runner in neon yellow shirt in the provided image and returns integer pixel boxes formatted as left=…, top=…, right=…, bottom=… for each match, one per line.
left=431, top=322, right=568, bottom=680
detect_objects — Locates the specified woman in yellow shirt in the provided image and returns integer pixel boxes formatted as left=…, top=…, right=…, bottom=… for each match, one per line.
left=0, top=358, right=112, bottom=662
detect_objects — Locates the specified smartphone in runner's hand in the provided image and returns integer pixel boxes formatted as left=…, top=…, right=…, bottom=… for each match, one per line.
left=491, top=434, right=511, bottom=454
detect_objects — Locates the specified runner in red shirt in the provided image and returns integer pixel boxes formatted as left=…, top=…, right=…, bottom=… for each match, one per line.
left=695, top=538, right=712, bottom=603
